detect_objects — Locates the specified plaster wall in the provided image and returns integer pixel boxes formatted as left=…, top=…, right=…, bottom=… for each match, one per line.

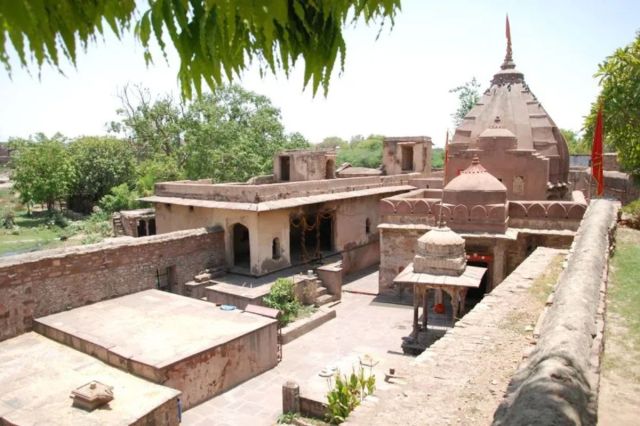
left=273, top=151, right=336, bottom=182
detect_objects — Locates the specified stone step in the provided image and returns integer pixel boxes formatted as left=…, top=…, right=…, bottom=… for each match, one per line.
left=206, top=266, right=226, bottom=278
left=194, top=273, right=212, bottom=283
left=315, top=293, right=335, bottom=307
left=315, top=286, right=328, bottom=298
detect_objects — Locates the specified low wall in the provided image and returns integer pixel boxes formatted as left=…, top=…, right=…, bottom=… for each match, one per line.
left=493, top=199, right=619, bottom=426
left=341, top=239, right=380, bottom=276
left=0, top=227, right=225, bottom=342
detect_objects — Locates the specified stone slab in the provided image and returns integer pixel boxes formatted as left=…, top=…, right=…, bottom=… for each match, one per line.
left=34, top=289, right=278, bottom=409
left=0, top=332, right=181, bottom=426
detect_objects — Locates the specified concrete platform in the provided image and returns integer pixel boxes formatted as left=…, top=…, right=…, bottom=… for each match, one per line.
left=0, top=332, right=181, bottom=426
left=34, top=290, right=278, bottom=409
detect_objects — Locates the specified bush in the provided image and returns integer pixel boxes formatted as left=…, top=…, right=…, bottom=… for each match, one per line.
left=45, top=210, right=68, bottom=228
left=263, top=278, right=300, bottom=326
left=622, top=199, right=640, bottom=229
left=99, top=184, right=140, bottom=214
left=326, top=367, right=376, bottom=424
left=1, top=208, right=15, bottom=229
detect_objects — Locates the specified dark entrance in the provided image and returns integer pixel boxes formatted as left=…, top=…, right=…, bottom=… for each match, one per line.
left=137, top=220, right=147, bottom=237
left=280, top=156, right=290, bottom=181
left=401, top=145, right=414, bottom=171
left=289, top=209, right=334, bottom=263
left=232, top=223, right=251, bottom=270
left=148, top=218, right=156, bottom=235
left=466, top=260, right=490, bottom=311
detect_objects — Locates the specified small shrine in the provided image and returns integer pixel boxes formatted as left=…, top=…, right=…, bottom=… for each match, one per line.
left=394, top=227, right=486, bottom=355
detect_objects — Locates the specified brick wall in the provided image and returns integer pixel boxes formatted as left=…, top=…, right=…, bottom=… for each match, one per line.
left=0, top=227, right=225, bottom=342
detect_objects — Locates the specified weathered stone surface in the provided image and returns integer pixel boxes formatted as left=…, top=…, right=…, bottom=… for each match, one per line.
left=492, top=199, right=618, bottom=426
left=0, top=227, right=225, bottom=342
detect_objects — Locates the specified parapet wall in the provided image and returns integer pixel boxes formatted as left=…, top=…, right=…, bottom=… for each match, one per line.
left=493, top=199, right=619, bottom=425
left=0, top=228, right=225, bottom=342
left=155, top=174, right=415, bottom=203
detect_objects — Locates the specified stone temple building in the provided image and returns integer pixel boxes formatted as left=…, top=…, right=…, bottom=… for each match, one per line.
left=377, top=23, right=587, bottom=297
left=445, top=25, right=570, bottom=201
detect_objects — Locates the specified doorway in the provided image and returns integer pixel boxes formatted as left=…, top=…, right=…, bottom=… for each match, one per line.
left=232, top=223, right=251, bottom=270
left=289, top=209, right=334, bottom=263
left=280, top=156, right=290, bottom=181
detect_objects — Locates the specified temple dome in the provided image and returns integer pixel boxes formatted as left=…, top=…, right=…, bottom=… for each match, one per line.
left=444, top=156, right=507, bottom=193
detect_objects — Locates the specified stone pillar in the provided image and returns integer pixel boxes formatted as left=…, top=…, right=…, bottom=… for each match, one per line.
left=492, top=241, right=506, bottom=291
left=282, top=381, right=300, bottom=414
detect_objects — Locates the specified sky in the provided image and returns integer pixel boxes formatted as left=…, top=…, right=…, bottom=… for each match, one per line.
left=1, top=0, right=638, bottom=147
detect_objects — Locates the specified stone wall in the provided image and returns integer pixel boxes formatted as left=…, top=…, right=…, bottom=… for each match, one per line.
left=493, top=199, right=619, bottom=426
left=0, top=228, right=225, bottom=342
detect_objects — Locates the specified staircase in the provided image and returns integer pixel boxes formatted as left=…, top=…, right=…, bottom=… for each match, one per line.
left=314, top=284, right=335, bottom=307
left=183, top=266, right=226, bottom=299
left=112, top=213, right=125, bottom=236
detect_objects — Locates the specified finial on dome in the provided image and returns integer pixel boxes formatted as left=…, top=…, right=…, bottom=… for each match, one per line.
left=501, top=14, right=515, bottom=70
left=471, top=154, right=480, bottom=165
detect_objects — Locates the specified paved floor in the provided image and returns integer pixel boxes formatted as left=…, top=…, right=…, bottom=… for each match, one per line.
left=182, top=269, right=452, bottom=425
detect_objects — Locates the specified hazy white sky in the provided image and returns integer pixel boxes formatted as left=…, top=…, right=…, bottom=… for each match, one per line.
left=1, top=0, right=638, bottom=147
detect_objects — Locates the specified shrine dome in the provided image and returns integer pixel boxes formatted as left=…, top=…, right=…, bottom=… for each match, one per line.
left=414, top=227, right=466, bottom=276
left=443, top=155, right=507, bottom=208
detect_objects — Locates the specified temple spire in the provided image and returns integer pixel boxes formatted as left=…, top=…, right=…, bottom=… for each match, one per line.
left=501, top=14, right=515, bottom=70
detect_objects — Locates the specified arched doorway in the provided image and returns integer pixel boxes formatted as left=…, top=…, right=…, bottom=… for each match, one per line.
left=232, top=223, right=251, bottom=270
left=325, top=159, right=335, bottom=179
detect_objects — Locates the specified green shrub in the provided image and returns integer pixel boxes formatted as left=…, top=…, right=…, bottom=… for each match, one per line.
left=99, top=184, right=140, bottom=214
left=622, top=199, right=640, bottom=229
left=263, top=278, right=300, bottom=326
left=276, top=412, right=299, bottom=424
left=326, top=367, right=376, bottom=424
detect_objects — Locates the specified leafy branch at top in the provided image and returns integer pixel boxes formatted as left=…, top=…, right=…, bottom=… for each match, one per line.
left=1, top=0, right=401, bottom=98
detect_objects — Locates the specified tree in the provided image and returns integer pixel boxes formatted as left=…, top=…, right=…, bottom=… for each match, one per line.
left=316, top=136, right=348, bottom=150
left=560, top=129, right=589, bottom=155
left=112, top=84, right=310, bottom=183
left=1, top=1, right=401, bottom=98
left=337, top=134, right=383, bottom=168
left=450, top=77, right=481, bottom=127
left=584, top=32, right=640, bottom=175
left=67, top=136, right=137, bottom=213
left=10, top=135, right=74, bottom=212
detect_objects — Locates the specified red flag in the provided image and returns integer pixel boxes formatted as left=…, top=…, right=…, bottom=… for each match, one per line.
left=591, top=105, right=604, bottom=196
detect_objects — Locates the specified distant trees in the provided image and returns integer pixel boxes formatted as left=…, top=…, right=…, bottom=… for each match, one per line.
left=111, top=84, right=310, bottom=184
left=67, top=136, right=136, bottom=212
left=560, top=129, right=589, bottom=155
left=584, top=32, right=640, bottom=175
left=336, top=135, right=384, bottom=169
left=10, top=134, right=74, bottom=212
left=450, top=77, right=481, bottom=127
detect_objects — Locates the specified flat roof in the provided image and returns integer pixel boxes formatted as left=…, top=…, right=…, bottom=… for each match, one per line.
left=141, top=185, right=414, bottom=212
left=393, top=263, right=487, bottom=288
left=34, top=290, right=276, bottom=369
left=0, top=332, right=180, bottom=426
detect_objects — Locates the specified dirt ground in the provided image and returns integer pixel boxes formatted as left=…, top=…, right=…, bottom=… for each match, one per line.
left=598, top=226, right=640, bottom=425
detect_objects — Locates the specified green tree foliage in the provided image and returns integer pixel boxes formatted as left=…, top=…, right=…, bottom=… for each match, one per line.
left=99, top=183, right=140, bottom=214
left=432, top=147, right=444, bottom=169
left=263, top=277, right=300, bottom=326
left=450, top=77, right=481, bottom=127
left=337, top=135, right=383, bottom=168
left=67, top=136, right=136, bottom=213
left=584, top=32, right=640, bottom=175
left=112, top=84, right=310, bottom=183
left=317, top=136, right=348, bottom=150
left=10, top=134, right=74, bottom=211
left=1, top=1, right=400, bottom=98
left=136, top=155, right=184, bottom=196
left=560, top=129, right=589, bottom=155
